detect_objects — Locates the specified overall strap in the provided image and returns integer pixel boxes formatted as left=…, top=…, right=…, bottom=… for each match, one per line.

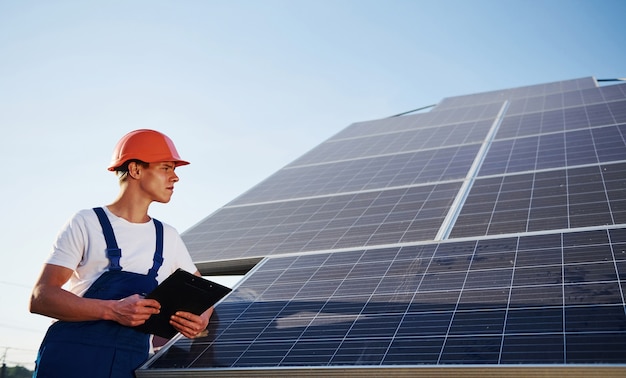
left=93, top=207, right=122, bottom=271
left=148, top=218, right=165, bottom=279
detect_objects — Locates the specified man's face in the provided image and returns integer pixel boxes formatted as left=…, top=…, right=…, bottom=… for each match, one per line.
left=138, top=161, right=179, bottom=203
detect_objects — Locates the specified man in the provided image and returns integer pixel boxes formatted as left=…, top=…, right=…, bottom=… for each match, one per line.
left=30, top=129, right=212, bottom=377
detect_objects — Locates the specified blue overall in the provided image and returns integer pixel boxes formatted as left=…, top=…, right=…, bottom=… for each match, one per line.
left=34, top=208, right=164, bottom=378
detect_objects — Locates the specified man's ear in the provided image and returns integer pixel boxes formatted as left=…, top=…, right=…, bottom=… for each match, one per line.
left=127, top=161, right=143, bottom=179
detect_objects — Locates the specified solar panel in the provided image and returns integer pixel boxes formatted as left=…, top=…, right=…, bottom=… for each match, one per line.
left=450, top=162, right=626, bottom=237
left=326, top=102, right=501, bottom=142
left=142, top=228, right=626, bottom=370
left=185, top=181, right=463, bottom=261
left=286, top=119, right=492, bottom=168
left=230, top=144, right=479, bottom=204
left=496, top=99, right=626, bottom=139
left=137, top=77, right=626, bottom=376
left=479, top=125, right=626, bottom=176
left=435, top=77, right=598, bottom=111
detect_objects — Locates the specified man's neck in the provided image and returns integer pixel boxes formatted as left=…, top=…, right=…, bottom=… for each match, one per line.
left=107, top=193, right=152, bottom=223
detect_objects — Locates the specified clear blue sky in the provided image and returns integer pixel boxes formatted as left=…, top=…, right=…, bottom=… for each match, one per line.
left=1, top=0, right=624, bottom=368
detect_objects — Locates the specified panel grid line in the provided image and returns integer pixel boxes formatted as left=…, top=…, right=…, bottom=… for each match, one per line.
left=275, top=251, right=365, bottom=366
left=380, top=246, right=439, bottom=362
left=560, top=232, right=567, bottom=363
left=435, top=102, right=509, bottom=240
left=593, top=134, right=617, bottom=226
left=498, top=237, right=520, bottom=363
left=436, top=240, right=478, bottom=363
left=607, top=230, right=626, bottom=316
left=327, top=248, right=404, bottom=364
left=200, top=256, right=306, bottom=367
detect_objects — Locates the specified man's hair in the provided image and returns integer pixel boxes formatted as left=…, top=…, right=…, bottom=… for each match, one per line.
left=115, top=159, right=149, bottom=182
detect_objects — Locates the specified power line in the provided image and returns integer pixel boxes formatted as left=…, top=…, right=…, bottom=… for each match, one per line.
left=0, top=347, right=37, bottom=353
left=0, top=323, right=44, bottom=334
left=2, top=347, right=38, bottom=369
left=0, top=281, right=31, bottom=289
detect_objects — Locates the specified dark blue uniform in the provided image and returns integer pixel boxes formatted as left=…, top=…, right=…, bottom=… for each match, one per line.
left=34, top=208, right=164, bottom=378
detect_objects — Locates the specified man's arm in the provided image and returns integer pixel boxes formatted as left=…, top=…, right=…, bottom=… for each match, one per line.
left=29, top=263, right=161, bottom=327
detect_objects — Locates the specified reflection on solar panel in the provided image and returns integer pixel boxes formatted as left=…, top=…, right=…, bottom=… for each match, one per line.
left=137, top=77, right=626, bottom=376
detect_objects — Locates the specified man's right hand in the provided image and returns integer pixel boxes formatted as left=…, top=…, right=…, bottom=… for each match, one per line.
left=108, top=294, right=161, bottom=327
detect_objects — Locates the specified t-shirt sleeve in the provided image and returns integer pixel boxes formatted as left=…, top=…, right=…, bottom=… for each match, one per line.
left=173, top=231, right=198, bottom=274
left=45, top=212, right=88, bottom=270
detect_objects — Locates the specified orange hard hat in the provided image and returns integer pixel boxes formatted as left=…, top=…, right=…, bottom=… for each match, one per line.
left=107, top=129, right=190, bottom=171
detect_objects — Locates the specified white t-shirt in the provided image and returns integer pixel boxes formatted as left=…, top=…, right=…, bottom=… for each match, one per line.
left=46, top=207, right=197, bottom=297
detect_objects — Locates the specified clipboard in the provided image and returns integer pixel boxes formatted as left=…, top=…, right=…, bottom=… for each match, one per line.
left=134, top=268, right=232, bottom=338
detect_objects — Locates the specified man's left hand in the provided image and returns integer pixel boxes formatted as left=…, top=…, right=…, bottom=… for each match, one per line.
left=170, top=306, right=214, bottom=338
